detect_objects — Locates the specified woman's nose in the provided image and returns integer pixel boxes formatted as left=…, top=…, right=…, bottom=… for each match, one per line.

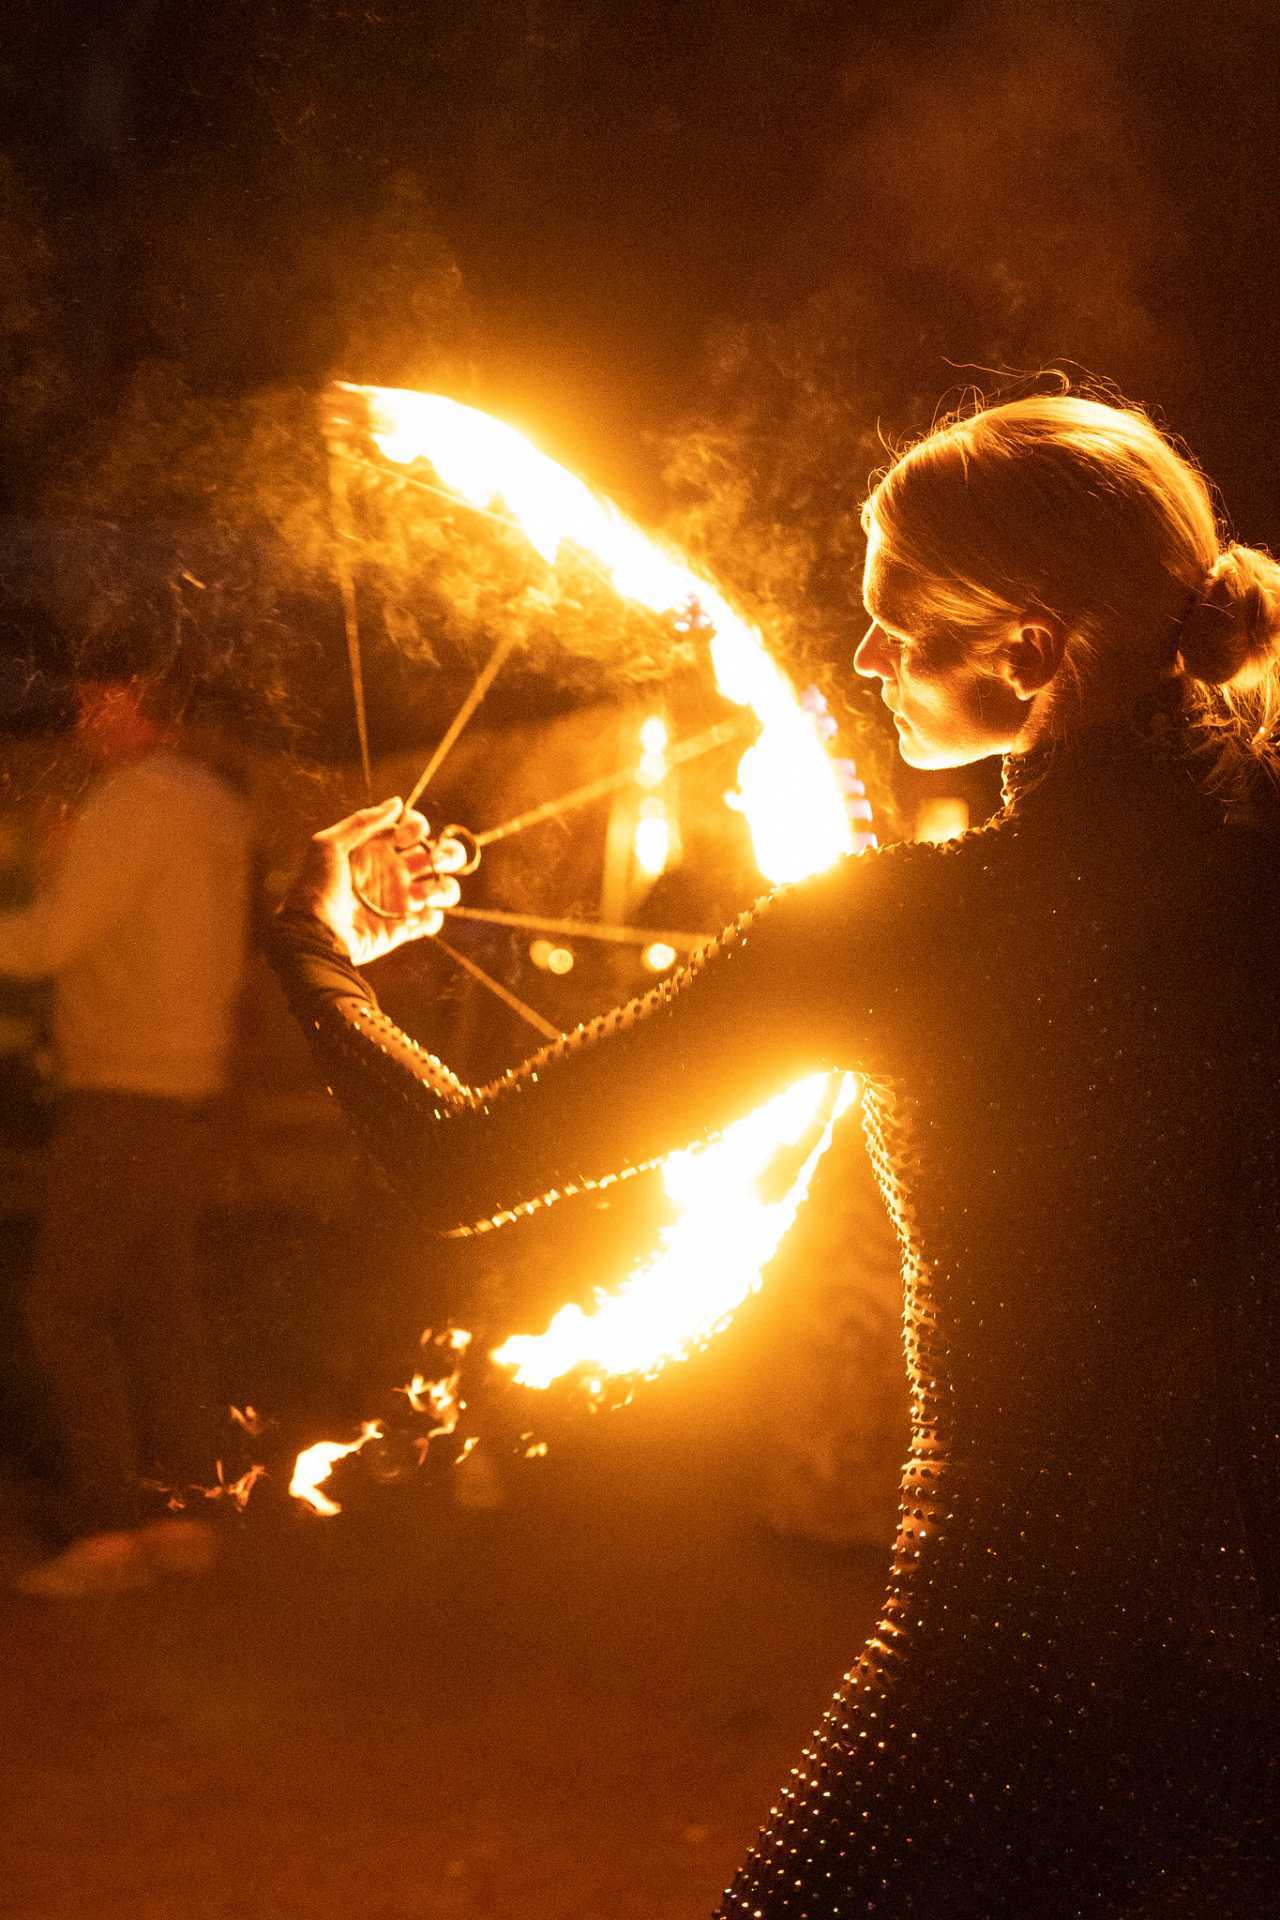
left=853, top=623, right=890, bottom=679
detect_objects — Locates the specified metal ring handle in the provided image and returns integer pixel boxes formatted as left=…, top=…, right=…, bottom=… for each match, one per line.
left=351, top=822, right=481, bottom=922
left=436, top=824, right=481, bottom=876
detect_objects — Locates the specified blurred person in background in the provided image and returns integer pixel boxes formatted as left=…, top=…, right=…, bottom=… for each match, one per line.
left=0, top=643, right=253, bottom=1597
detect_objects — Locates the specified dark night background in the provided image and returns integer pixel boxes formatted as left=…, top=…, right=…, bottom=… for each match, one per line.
left=1, top=8, right=1279, bottom=1916
left=2, top=0, right=1279, bottom=756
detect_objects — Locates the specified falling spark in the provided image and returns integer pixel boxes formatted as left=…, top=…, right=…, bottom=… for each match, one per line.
left=289, top=1420, right=383, bottom=1517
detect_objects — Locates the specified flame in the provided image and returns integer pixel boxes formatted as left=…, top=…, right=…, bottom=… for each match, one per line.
left=347, top=385, right=867, bottom=1396
left=355, top=384, right=852, bottom=877
left=224, top=1463, right=268, bottom=1510
left=288, top=1420, right=383, bottom=1517
left=492, top=1073, right=856, bottom=1390
left=399, top=1368, right=465, bottom=1436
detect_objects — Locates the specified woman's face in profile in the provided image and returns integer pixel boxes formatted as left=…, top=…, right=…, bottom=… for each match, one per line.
left=854, top=538, right=1028, bottom=771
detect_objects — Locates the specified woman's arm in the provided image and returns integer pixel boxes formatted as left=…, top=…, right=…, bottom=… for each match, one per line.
left=265, top=810, right=935, bottom=1235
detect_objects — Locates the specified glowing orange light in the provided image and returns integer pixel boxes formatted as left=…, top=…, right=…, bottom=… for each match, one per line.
left=529, top=938, right=576, bottom=974
left=288, top=1421, right=382, bottom=1517
left=642, top=941, right=678, bottom=972
left=632, top=801, right=671, bottom=878
left=343, top=385, right=866, bottom=1395
left=916, top=797, right=969, bottom=844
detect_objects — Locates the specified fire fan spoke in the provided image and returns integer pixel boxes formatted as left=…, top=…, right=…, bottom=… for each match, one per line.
left=318, top=381, right=878, bottom=1406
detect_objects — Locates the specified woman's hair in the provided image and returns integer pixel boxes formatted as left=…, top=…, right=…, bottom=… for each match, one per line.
left=863, top=392, right=1280, bottom=747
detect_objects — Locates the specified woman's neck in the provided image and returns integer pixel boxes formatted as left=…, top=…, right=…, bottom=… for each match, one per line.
left=1016, top=665, right=1184, bottom=753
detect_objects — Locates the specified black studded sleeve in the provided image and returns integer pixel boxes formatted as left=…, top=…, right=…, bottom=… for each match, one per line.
left=265, top=839, right=946, bottom=1235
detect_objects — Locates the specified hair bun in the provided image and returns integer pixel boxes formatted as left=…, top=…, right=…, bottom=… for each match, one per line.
left=1178, top=542, right=1280, bottom=690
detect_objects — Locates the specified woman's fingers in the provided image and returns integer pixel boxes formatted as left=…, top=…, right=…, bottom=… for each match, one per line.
left=319, top=803, right=467, bottom=876
left=390, top=807, right=431, bottom=852
left=406, top=873, right=461, bottom=910
left=429, top=834, right=471, bottom=875
left=316, top=797, right=404, bottom=853
left=396, top=839, right=470, bottom=888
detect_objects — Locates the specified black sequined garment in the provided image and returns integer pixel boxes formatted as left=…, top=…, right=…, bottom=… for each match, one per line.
left=268, top=690, right=1279, bottom=1916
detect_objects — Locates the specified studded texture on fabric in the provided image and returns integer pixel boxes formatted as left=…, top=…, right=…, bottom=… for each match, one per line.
left=268, top=694, right=1280, bottom=1914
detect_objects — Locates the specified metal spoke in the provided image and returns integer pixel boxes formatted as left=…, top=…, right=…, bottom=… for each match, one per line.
left=443, top=905, right=710, bottom=952
left=405, top=629, right=519, bottom=812
left=323, top=412, right=750, bottom=1043
left=322, top=435, right=374, bottom=800
left=474, top=714, right=750, bottom=849
left=434, top=936, right=562, bottom=1042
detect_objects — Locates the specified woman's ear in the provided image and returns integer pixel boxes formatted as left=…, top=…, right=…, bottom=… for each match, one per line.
left=997, top=617, right=1067, bottom=701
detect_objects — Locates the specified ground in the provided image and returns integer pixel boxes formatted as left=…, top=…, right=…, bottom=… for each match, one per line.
left=0, top=1364, right=887, bottom=1920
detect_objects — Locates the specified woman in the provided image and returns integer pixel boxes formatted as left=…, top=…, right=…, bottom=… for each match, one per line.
left=270, top=393, right=1280, bottom=1915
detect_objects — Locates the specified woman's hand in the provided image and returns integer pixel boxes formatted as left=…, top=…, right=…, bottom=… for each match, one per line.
left=283, top=797, right=467, bottom=967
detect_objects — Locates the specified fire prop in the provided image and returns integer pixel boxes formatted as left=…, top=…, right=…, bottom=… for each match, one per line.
left=264, top=386, right=876, bottom=1512
left=492, top=1071, right=859, bottom=1390
left=334, top=384, right=871, bottom=1398
left=344, top=384, right=858, bottom=887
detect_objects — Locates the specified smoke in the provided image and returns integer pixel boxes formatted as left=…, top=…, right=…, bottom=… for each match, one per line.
left=832, top=5, right=1181, bottom=386
left=2, top=2, right=1194, bottom=806
left=655, top=1, right=1186, bottom=819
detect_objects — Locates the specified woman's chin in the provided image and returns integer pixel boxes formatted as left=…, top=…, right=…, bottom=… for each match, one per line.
left=895, top=726, right=937, bottom=770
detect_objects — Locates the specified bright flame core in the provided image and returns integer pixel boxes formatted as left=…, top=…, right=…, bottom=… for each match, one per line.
left=356, top=387, right=853, bottom=883
left=492, top=1073, right=856, bottom=1388
left=288, top=1421, right=382, bottom=1517
left=350, top=385, right=863, bottom=1396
